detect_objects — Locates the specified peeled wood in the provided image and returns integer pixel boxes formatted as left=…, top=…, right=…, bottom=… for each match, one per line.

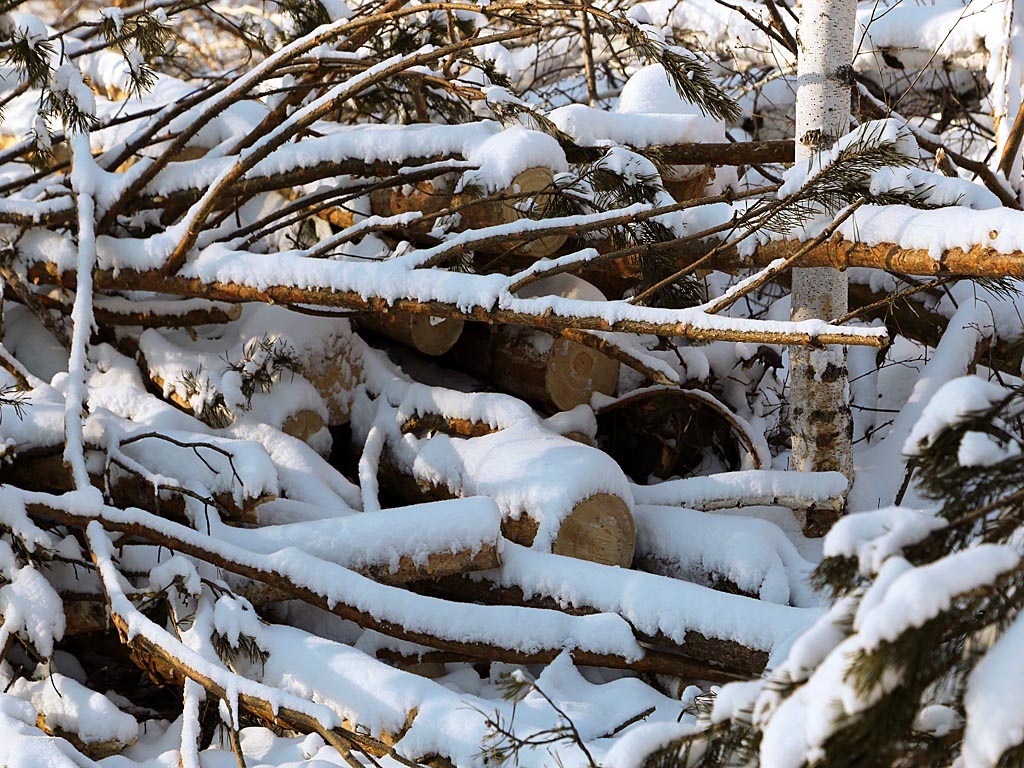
left=355, top=307, right=464, bottom=356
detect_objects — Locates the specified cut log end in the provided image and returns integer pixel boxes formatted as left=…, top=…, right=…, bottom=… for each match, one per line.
left=551, top=493, right=636, bottom=568
left=408, top=314, right=466, bottom=356
left=358, top=309, right=464, bottom=356
left=664, top=166, right=713, bottom=203
left=546, top=336, right=620, bottom=411
left=503, top=493, right=635, bottom=567
left=281, top=409, right=325, bottom=443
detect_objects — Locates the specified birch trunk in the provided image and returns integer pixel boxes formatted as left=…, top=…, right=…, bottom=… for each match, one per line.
left=789, top=0, right=856, bottom=513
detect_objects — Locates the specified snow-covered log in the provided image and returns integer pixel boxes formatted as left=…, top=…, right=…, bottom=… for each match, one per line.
left=354, top=387, right=637, bottom=567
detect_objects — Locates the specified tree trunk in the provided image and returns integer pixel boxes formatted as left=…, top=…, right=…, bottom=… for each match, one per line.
left=789, top=0, right=857, bottom=533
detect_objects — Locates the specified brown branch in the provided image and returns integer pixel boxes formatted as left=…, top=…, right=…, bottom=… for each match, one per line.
left=26, top=495, right=763, bottom=679
left=26, top=262, right=888, bottom=347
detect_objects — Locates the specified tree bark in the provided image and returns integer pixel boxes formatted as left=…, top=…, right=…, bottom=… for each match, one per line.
left=788, top=0, right=857, bottom=531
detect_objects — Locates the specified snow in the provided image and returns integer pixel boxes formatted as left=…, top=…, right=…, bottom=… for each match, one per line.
left=635, top=504, right=817, bottom=606
left=213, top=497, right=502, bottom=575
left=904, top=376, right=1010, bottom=456
left=476, top=542, right=817, bottom=663
left=8, top=673, right=138, bottom=748
left=853, top=546, right=1018, bottom=652
left=549, top=104, right=723, bottom=149
left=0, top=545, right=65, bottom=658
left=962, top=610, right=1024, bottom=768
left=4, top=3, right=1024, bottom=765
left=633, top=470, right=847, bottom=510
left=824, top=507, right=948, bottom=577
left=64, top=133, right=101, bottom=491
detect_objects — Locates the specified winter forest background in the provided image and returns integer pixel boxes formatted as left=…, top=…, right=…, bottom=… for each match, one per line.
left=1, top=0, right=1024, bottom=765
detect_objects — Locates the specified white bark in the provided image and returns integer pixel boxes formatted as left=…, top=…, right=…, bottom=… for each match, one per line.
left=990, top=0, right=1024, bottom=190
left=789, top=0, right=856, bottom=490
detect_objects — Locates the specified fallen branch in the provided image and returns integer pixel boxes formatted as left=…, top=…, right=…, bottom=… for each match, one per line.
left=26, top=263, right=889, bottom=347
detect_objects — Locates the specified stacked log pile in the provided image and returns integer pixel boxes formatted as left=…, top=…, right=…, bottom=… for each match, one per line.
left=1, top=0, right=1023, bottom=765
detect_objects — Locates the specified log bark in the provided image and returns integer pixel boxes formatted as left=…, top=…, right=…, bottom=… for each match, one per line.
left=848, top=281, right=1024, bottom=378
left=0, top=446, right=269, bottom=525
left=595, top=388, right=768, bottom=482
left=443, top=274, right=618, bottom=410
left=35, top=713, right=133, bottom=759
left=369, top=175, right=456, bottom=224
left=413, top=547, right=776, bottom=680
left=562, top=140, right=795, bottom=166
left=355, top=386, right=636, bottom=567
left=229, top=497, right=504, bottom=584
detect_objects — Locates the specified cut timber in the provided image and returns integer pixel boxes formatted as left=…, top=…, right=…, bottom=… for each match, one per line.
left=280, top=408, right=326, bottom=444
left=377, top=451, right=636, bottom=567
left=688, top=236, right=1024, bottom=280
left=92, top=298, right=242, bottom=328
left=355, top=382, right=636, bottom=567
left=225, top=497, right=503, bottom=584
left=453, top=167, right=567, bottom=258
left=490, top=324, right=619, bottom=411
left=36, top=715, right=130, bottom=760
left=295, top=323, right=363, bottom=426
left=280, top=186, right=355, bottom=230
left=414, top=542, right=814, bottom=679
left=632, top=469, right=848, bottom=512
left=549, top=492, right=635, bottom=567
left=848, top=280, right=1024, bottom=378
left=356, top=307, right=464, bottom=356
left=664, top=165, right=713, bottom=203
left=445, top=275, right=620, bottom=410
left=562, top=140, right=795, bottom=167
left=62, top=594, right=110, bottom=636
left=28, top=495, right=737, bottom=675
